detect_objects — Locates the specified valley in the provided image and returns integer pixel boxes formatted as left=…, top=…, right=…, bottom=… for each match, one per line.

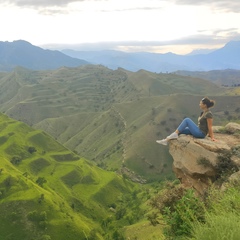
left=0, top=65, right=239, bottom=181
left=0, top=64, right=240, bottom=239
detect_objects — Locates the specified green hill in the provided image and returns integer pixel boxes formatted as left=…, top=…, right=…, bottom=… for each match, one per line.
left=0, top=113, right=145, bottom=240
left=175, top=69, right=240, bottom=86
left=1, top=66, right=240, bottom=181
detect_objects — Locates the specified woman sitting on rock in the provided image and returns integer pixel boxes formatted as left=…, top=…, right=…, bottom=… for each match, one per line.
left=156, top=97, right=216, bottom=145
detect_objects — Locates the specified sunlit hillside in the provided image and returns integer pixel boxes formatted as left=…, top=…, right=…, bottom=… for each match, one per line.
left=0, top=113, right=146, bottom=240
left=1, top=65, right=240, bottom=181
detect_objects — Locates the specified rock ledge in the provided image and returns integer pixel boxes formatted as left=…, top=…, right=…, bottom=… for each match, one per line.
left=169, top=122, right=240, bottom=195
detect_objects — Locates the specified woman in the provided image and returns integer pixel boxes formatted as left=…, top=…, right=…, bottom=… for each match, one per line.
left=156, top=97, right=216, bottom=145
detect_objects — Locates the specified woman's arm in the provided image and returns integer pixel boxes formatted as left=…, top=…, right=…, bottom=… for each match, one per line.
left=207, top=118, right=216, bottom=141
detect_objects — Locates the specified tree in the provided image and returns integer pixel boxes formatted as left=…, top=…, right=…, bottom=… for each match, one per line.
left=38, top=194, right=45, bottom=203
left=36, top=177, right=47, bottom=187
left=28, top=146, right=37, bottom=154
left=11, top=156, right=22, bottom=165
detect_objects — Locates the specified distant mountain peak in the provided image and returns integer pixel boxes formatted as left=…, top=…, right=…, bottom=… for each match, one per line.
left=1, top=39, right=240, bottom=72
left=13, top=39, right=31, bottom=44
left=224, top=40, right=240, bottom=49
left=0, top=40, right=89, bottom=71
left=187, top=48, right=216, bottom=56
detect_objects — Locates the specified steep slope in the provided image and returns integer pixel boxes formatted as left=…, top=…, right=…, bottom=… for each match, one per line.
left=0, top=40, right=88, bottom=71
left=0, top=113, right=136, bottom=239
left=0, top=65, right=239, bottom=181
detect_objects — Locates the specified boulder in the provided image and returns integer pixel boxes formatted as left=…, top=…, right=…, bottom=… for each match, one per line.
left=168, top=122, right=240, bottom=196
left=225, top=122, right=240, bottom=134
left=221, top=171, right=240, bottom=191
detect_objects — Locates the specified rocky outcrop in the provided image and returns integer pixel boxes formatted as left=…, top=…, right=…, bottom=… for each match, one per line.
left=168, top=122, right=240, bottom=196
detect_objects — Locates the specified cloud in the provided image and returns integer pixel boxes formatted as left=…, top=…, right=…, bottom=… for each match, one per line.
left=42, top=29, right=240, bottom=53
left=101, top=6, right=162, bottom=13
left=4, top=0, right=85, bottom=7
left=174, top=0, right=240, bottom=13
left=212, top=28, right=240, bottom=37
left=4, top=0, right=240, bottom=13
left=2, top=0, right=97, bottom=15
left=3, top=0, right=159, bottom=15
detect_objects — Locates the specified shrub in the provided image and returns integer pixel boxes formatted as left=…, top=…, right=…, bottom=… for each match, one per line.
left=162, top=189, right=205, bottom=238
left=190, top=185, right=240, bottom=240
left=215, top=151, right=239, bottom=184
left=36, top=177, right=47, bottom=187
left=224, top=110, right=229, bottom=115
left=160, top=120, right=166, bottom=126
left=27, top=210, right=47, bottom=229
left=191, top=212, right=240, bottom=240
left=150, top=184, right=185, bottom=211
left=115, top=207, right=126, bottom=220
left=147, top=212, right=159, bottom=226
left=10, top=156, right=22, bottom=165
left=4, top=176, right=15, bottom=188
left=197, top=157, right=212, bottom=168
left=28, top=146, right=37, bottom=154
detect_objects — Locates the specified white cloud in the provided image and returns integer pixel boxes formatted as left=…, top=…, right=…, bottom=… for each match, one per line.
left=4, top=0, right=86, bottom=7
left=174, top=0, right=240, bottom=12
left=0, top=0, right=240, bottom=54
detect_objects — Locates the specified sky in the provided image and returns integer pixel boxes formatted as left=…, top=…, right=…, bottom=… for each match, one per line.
left=1, top=0, right=240, bottom=54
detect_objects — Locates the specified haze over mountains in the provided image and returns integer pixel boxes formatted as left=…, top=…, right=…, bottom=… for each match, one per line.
left=1, top=39, right=240, bottom=180
left=1, top=65, right=240, bottom=181
left=0, top=40, right=88, bottom=71
left=0, top=40, right=240, bottom=73
left=62, top=40, right=240, bottom=72
left=1, top=38, right=240, bottom=239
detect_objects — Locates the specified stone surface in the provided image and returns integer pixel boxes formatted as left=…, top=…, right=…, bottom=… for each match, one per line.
left=225, top=122, right=240, bottom=134
left=221, top=170, right=240, bottom=191
left=168, top=122, right=240, bottom=195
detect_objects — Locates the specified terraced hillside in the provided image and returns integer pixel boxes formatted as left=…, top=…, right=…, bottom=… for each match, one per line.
left=175, top=69, right=240, bottom=86
left=0, top=113, right=141, bottom=240
left=1, top=65, right=240, bottom=181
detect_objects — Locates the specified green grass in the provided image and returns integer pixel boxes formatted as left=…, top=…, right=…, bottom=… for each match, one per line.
left=123, top=220, right=165, bottom=240
left=0, top=113, right=142, bottom=239
left=190, top=212, right=240, bottom=240
left=0, top=66, right=239, bottom=239
left=1, top=66, right=239, bottom=181
left=175, top=69, right=240, bottom=87
left=29, top=158, right=51, bottom=174
left=190, top=185, right=240, bottom=240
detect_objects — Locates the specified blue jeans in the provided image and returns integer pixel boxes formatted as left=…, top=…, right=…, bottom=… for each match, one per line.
left=177, top=118, right=205, bottom=138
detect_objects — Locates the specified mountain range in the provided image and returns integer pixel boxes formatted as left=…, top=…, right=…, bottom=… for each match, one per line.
left=62, top=40, right=240, bottom=72
left=0, top=40, right=88, bottom=71
left=0, top=40, right=240, bottom=73
left=1, top=65, right=240, bottom=182
left=175, top=69, right=240, bottom=86
left=1, top=39, right=240, bottom=239
left=1, top=39, right=240, bottom=180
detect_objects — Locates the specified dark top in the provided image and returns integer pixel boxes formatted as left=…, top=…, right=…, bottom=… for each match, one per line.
left=198, top=110, right=213, bottom=136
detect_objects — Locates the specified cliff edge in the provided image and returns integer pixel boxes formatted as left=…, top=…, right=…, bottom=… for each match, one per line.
left=168, top=122, right=240, bottom=195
